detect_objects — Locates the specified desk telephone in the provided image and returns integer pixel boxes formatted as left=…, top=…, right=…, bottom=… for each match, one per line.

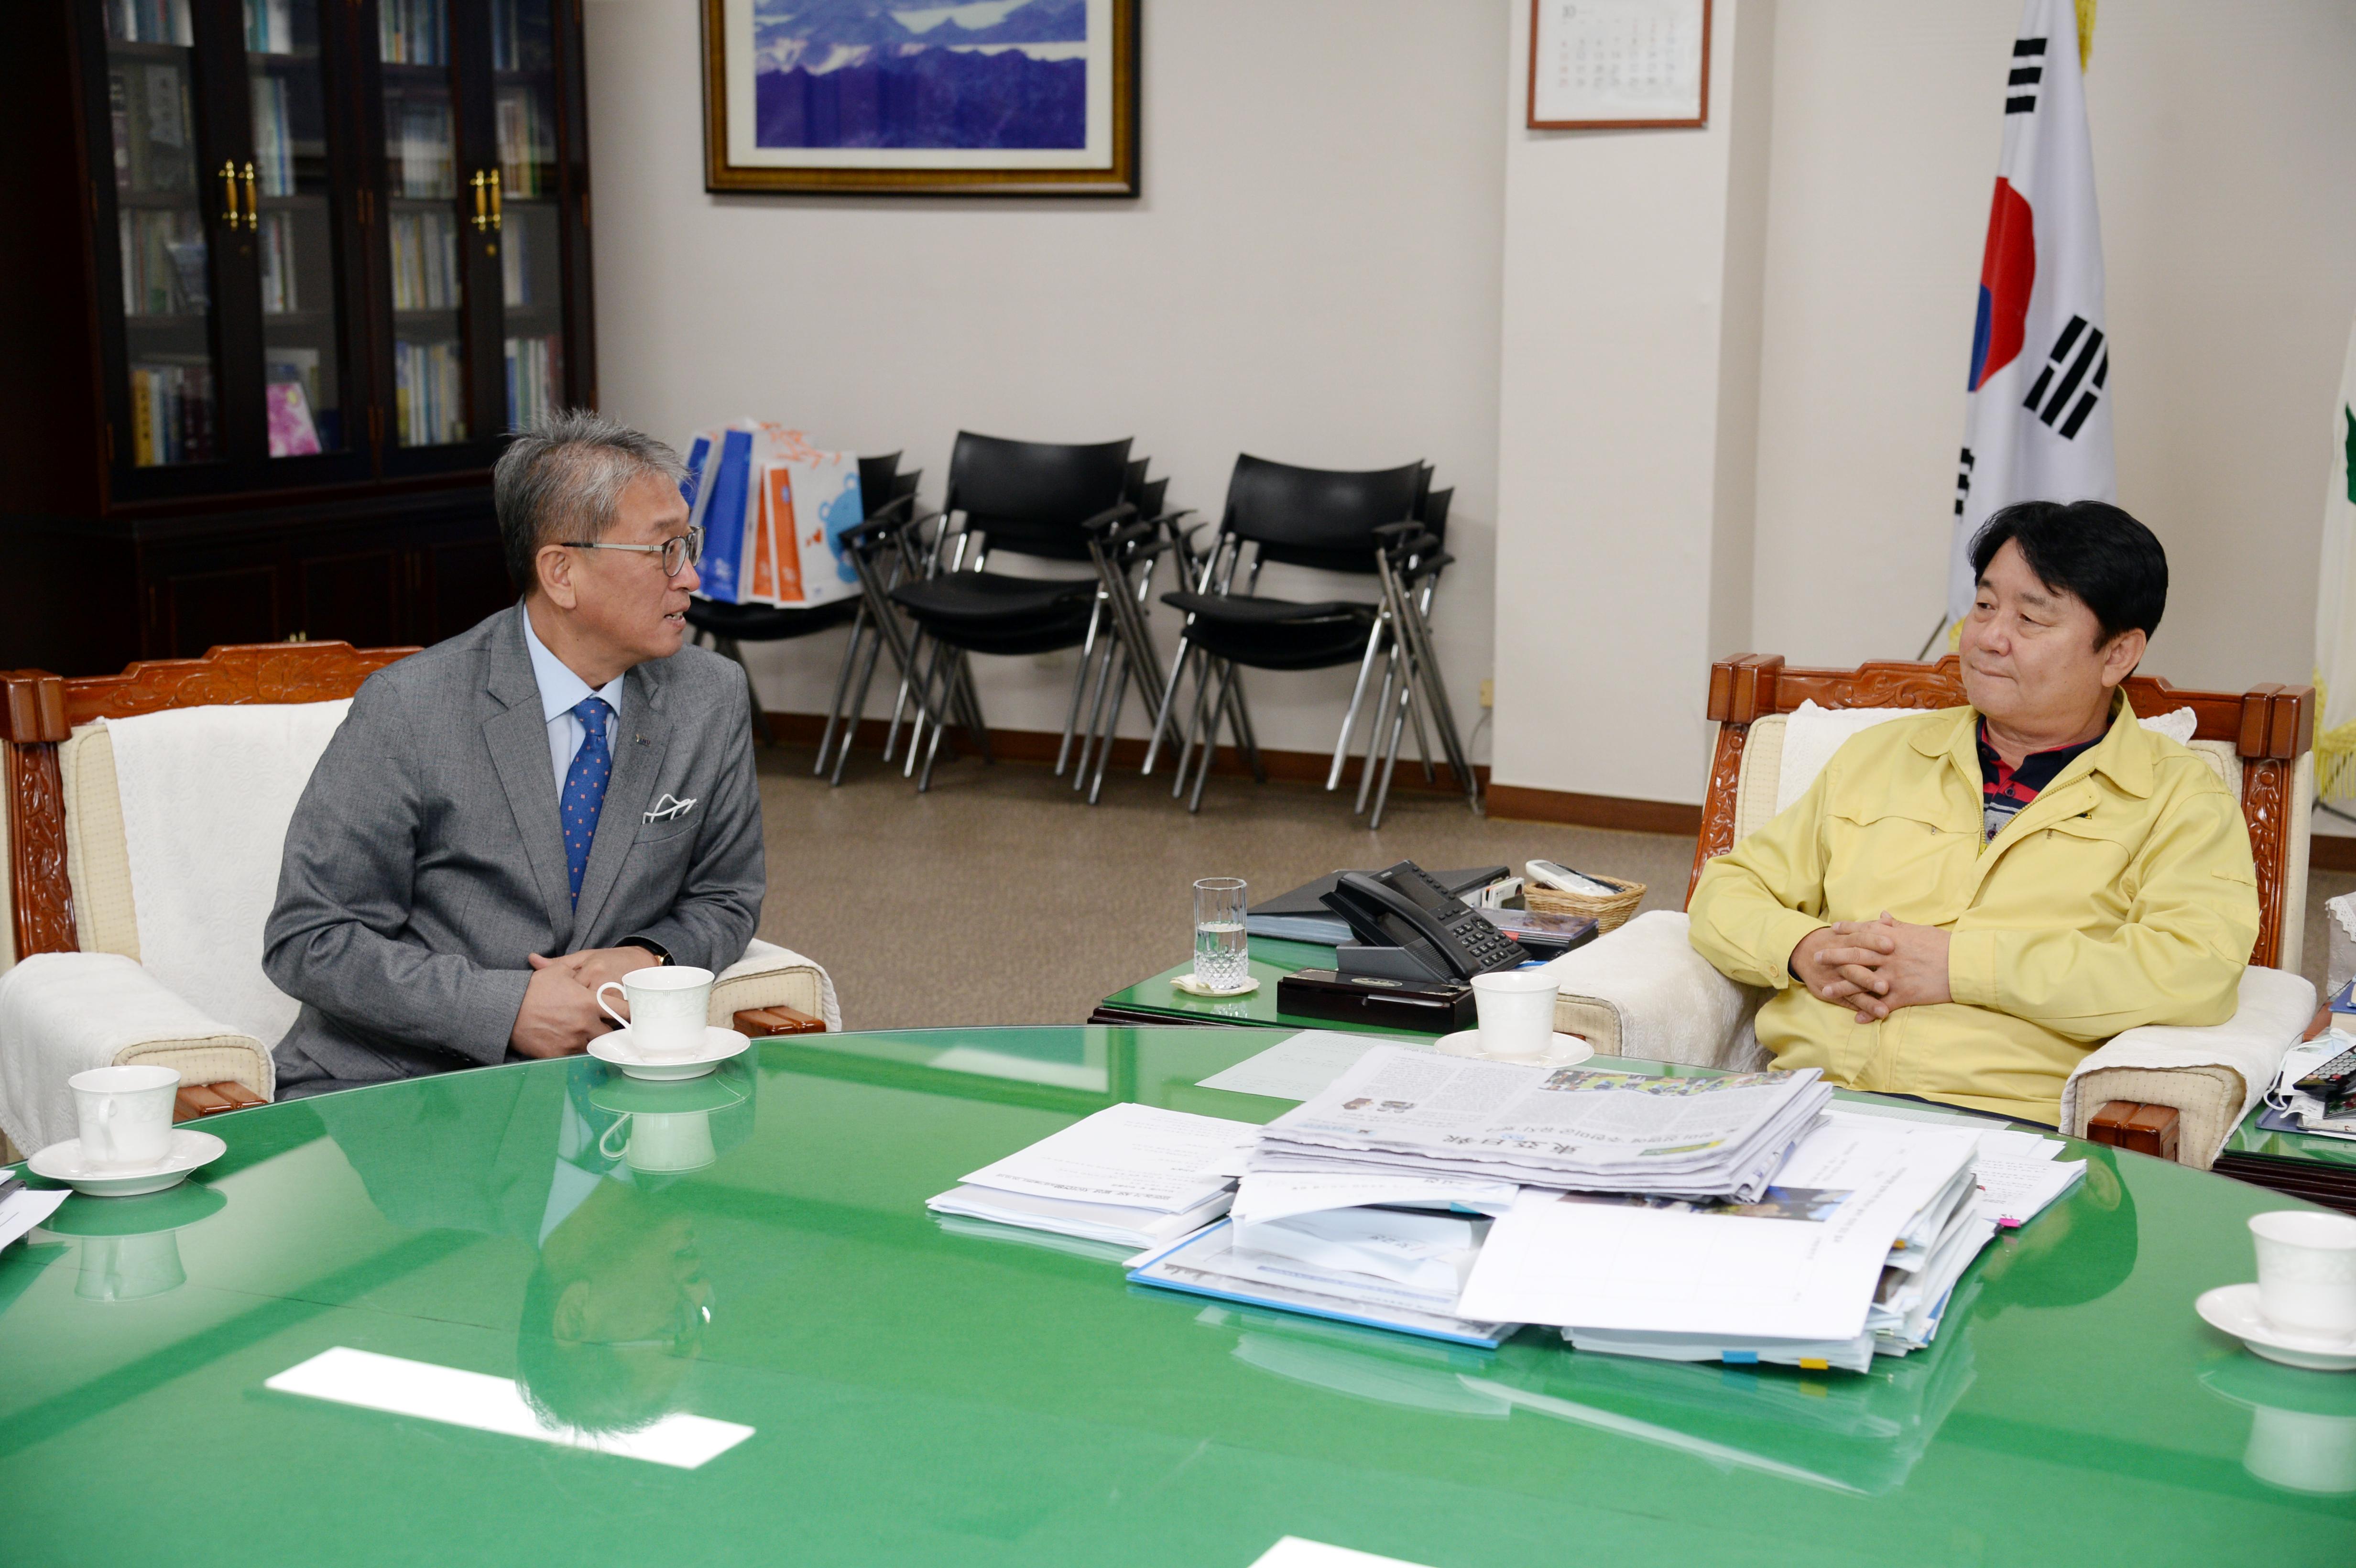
left=1321, top=860, right=1533, bottom=982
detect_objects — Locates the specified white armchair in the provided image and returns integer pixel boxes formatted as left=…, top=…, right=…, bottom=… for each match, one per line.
left=0, top=643, right=834, bottom=1161
left=1544, top=654, right=2319, bottom=1171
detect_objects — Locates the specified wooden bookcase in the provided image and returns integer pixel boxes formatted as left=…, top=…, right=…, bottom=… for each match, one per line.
left=0, top=0, right=595, bottom=674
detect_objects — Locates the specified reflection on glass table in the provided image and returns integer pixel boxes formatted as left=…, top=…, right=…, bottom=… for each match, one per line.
left=2202, top=1352, right=2356, bottom=1496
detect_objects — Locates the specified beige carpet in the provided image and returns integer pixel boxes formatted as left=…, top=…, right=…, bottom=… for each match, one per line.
left=753, top=744, right=2354, bottom=1030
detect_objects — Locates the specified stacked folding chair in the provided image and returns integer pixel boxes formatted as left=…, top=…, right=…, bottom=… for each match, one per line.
left=1147, top=455, right=1476, bottom=827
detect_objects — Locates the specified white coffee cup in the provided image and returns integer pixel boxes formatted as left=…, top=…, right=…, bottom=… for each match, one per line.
left=1470, top=967, right=1561, bottom=1060
left=2249, top=1209, right=2356, bottom=1339
left=70, top=1064, right=181, bottom=1171
left=596, top=965, right=715, bottom=1057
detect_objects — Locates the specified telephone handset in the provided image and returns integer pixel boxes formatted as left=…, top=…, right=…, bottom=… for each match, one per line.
left=1321, top=860, right=1532, bottom=982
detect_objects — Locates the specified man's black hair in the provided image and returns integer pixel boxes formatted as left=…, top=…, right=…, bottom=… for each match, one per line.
left=1969, top=499, right=2168, bottom=648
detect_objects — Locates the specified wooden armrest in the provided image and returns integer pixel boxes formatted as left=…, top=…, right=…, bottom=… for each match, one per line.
left=171, top=1080, right=266, bottom=1123
left=2086, top=1100, right=2181, bottom=1162
left=735, top=1005, right=825, bottom=1038
left=2305, top=1003, right=2334, bottom=1043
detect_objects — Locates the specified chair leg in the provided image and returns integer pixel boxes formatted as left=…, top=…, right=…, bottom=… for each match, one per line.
left=1142, top=634, right=1194, bottom=777
left=815, top=607, right=868, bottom=775
left=1087, top=660, right=1131, bottom=805
left=830, top=621, right=886, bottom=787
left=1172, top=648, right=1218, bottom=799
left=1224, top=671, right=1267, bottom=784
left=1329, top=623, right=1388, bottom=791
left=1368, top=674, right=1415, bottom=830
left=1189, top=661, right=1237, bottom=814
left=1356, top=650, right=1401, bottom=816
left=1056, top=599, right=1105, bottom=776
left=1071, top=639, right=1113, bottom=790
left=904, top=635, right=951, bottom=779
left=1409, top=678, right=1437, bottom=784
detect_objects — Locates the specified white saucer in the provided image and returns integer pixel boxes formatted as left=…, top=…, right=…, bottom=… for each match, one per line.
left=1436, top=1029, right=1593, bottom=1068
left=589, top=1025, right=751, bottom=1080
left=1170, top=973, right=1259, bottom=998
left=27, top=1129, right=226, bottom=1197
left=2197, top=1284, right=2356, bottom=1372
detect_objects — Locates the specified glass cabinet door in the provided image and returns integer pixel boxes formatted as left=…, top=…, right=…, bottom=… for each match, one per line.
left=492, top=0, right=562, bottom=433
left=375, top=0, right=469, bottom=447
left=244, top=0, right=349, bottom=457
left=104, top=0, right=223, bottom=467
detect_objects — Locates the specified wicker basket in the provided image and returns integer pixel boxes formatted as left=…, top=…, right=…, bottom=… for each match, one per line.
left=1523, top=872, right=1647, bottom=934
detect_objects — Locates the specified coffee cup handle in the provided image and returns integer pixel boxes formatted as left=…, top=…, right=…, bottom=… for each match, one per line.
left=595, top=981, right=631, bottom=1032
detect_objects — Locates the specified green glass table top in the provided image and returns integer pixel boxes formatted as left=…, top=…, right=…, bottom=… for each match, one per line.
left=5, top=1025, right=2354, bottom=1567
left=1098, top=937, right=1442, bottom=1037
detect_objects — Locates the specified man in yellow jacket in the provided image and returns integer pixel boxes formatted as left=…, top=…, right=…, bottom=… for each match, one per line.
left=1689, top=500, right=2258, bottom=1126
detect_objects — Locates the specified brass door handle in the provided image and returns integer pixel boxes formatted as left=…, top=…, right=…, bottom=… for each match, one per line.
left=488, top=167, right=502, bottom=230
left=219, top=161, right=240, bottom=226
left=470, top=169, right=489, bottom=231
left=240, top=161, right=258, bottom=230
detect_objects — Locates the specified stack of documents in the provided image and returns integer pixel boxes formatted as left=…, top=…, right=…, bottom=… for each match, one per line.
left=1457, top=1114, right=1986, bottom=1369
left=0, top=1169, right=67, bottom=1255
left=2261, top=1032, right=2356, bottom=1142
left=1252, top=1046, right=1834, bottom=1202
left=926, top=1102, right=1258, bottom=1250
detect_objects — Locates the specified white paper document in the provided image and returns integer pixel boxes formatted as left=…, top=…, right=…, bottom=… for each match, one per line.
left=1974, top=1157, right=2085, bottom=1228
left=1229, top=1170, right=1520, bottom=1228
left=956, top=1101, right=1258, bottom=1214
left=1233, top=1207, right=1486, bottom=1295
left=1258, top=1046, right=1832, bottom=1199
left=0, top=1180, right=68, bottom=1253
left=1197, top=1032, right=1423, bottom=1102
left=1456, top=1118, right=1982, bottom=1342
left=1129, top=1220, right=1516, bottom=1348
left=926, top=1182, right=1231, bottom=1250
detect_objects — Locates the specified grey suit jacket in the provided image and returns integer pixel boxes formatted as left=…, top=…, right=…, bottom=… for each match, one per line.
left=265, top=604, right=763, bottom=1096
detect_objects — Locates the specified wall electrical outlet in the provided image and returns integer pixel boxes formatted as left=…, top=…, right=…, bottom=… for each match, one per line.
left=1479, top=678, right=1494, bottom=709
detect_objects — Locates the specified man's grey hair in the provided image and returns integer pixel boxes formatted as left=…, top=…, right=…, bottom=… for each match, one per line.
left=495, top=410, right=687, bottom=595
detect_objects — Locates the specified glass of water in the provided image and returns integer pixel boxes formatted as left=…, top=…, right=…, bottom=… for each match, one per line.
left=1193, top=877, right=1249, bottom=991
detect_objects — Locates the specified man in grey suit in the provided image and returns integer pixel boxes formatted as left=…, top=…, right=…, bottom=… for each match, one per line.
left=265, top=411, right=763, bottom=1098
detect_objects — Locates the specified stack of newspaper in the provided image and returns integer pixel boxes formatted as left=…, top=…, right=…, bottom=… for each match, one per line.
left=1251, top=1045, right=1835, bottom=1202
left=1457, top=1111, right=1990, bottom=1371
left=925, top=1102, right=1258, bottom=1249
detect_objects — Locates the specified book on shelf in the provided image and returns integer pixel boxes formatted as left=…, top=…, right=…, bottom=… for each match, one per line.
left=491, top=0, right=551, bottom=72
left=264, top=347, right=322, bottom=410
left=389, top=210, right=459, bottom=311
left=266, top=380, right=322, bottom=457
left=378, top=0, right=448, bottom=66
left=388, top=99, right=455, bottom=199
left=501, top=220, right=528, bottom=305
left=250, top=75, right=294, bottom=196
left=503, top=336, right=560, bottom=434
left=259, top=211, right=298, bottom=313
left=108, top=0, right=195, bottom=47
left=495, top=87, right=556, bottom=198
left=119, top=208, right=209, bottom=316
left=128, top=361, right=215, bottom=466
left=393, top=338, right=466, bottom=446
left=243, top=0, right=294, bottom=54
left=109, top=62, right=196, bottom=195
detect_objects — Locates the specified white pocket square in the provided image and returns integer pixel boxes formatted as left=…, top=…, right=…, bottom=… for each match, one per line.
left=644, top=793, right=698, bottom=824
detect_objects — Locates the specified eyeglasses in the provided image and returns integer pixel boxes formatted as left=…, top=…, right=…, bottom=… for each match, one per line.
left=560, top=527, right=703, bottom=578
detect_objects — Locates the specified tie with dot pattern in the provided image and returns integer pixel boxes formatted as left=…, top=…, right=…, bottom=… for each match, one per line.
left=561, top=696, right=614, bottom=907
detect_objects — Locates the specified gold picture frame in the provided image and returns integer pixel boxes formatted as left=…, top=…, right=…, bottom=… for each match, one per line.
left=701, top=0, right=1140, bottom=196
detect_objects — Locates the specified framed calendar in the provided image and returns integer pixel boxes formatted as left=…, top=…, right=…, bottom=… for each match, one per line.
left=1527, top=0, right=1712, bottom=130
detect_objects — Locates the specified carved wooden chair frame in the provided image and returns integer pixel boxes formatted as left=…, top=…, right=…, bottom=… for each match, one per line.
left=1688, top=654, right=2315, bottom=1162
left=0, top=641, right=417, bottom=961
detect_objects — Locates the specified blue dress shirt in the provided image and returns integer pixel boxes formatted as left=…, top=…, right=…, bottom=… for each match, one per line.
left=521, top=609, right=626, bottom=792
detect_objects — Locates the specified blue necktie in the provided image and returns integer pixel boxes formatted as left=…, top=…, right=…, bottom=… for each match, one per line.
left=561, top=696, right=614, bottom=906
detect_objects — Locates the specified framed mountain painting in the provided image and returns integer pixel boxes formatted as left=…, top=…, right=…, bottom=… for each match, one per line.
left=702, top=0, right=1139, bottom=196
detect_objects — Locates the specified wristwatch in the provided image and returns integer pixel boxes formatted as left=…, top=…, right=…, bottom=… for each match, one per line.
left=620, top=936, right=672, bottom=966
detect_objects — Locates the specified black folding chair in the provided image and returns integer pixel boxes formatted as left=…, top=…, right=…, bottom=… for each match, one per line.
left=1147, top=455, right=1472, bottom=823
left=686, top=452, right=918, bottom=753
left=886, top=433, right=1157, bottom=793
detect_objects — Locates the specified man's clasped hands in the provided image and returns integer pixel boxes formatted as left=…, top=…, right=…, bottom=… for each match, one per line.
left=1789, top=913, right=1952, bottom=1023
left=510, top=947, right=656, bottom=1059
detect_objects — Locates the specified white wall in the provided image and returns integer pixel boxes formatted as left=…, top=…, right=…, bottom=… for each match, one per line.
left=1749, top=0, right=2356, bottom=693
left=584, top=0, right=1509, bottom=756
left=1489, top=0, right=1773, bottom=805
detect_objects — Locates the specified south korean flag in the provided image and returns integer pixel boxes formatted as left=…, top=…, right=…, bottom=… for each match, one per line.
left=1944, top=0, right=2116, bottom=626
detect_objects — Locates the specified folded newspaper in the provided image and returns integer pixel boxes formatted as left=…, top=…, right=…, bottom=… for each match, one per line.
left=926, top=1102, right=1258, bottom=1250
left=1252, top=1046, right=1834, bottom=1201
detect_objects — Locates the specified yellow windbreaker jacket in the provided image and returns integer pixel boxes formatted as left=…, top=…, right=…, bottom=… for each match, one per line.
left=1687, top=697, right=2258, bottom=1125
